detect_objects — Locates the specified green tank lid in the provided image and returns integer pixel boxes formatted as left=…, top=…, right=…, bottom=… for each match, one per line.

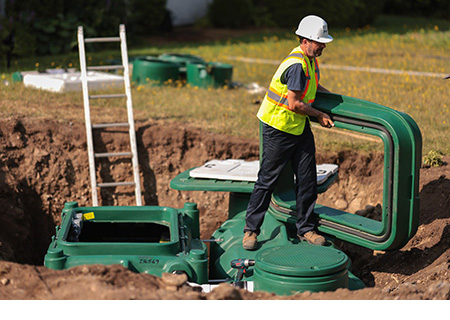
left=255, top=244, right=348, bottom=277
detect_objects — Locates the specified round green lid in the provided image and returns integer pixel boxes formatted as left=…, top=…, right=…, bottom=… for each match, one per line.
left=255, top=244, right=349, bottom=277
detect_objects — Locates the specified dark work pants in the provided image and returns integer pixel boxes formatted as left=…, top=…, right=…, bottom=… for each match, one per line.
left=244, top=121, right=318, bottom=236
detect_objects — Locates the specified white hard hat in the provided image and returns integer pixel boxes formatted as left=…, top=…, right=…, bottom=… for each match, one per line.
left=295, top=15, right=333, bottom=43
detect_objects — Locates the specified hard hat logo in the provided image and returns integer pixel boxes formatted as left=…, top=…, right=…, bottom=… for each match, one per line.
left=295, top=15, right=333, bottom=44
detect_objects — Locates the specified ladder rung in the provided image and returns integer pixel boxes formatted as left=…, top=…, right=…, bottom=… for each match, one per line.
left=89, top=94, right=126, bottom=99
left=97, top=181, right=135, bottom=188
left=85, top=37, right=120, bottom=43
left=88, top=65, right=124, bottom=71
left=94, top=152, right=132, bottom=158
left=92, top=122, right=129, bottom=129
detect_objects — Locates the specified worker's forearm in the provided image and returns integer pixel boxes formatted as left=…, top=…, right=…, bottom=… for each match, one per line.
left=289, top=100, right=334, bottom=128
left=290, top=100, right=323, bottom=118
left=287, top=90, right=334, bottom=128
left=287, top=89, right=327, bottom=117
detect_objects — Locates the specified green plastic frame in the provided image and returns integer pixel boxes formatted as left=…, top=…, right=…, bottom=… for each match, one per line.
left=270, top=92, right=422, bottom=251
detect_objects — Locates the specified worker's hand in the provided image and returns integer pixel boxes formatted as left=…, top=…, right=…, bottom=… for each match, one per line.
left=318, top=112, right=334, bottom=128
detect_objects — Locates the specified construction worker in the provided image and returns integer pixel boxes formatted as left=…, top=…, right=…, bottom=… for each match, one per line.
left=243, top=15, right=335, bottom=250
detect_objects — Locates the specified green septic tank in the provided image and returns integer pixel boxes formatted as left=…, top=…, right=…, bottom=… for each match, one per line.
left=170, top=91, right=421, bottom=295
left=158, top=53, right=205, bottom=76
left=132, top=57, right=179, bottom=86
left=44, top=90, right=421, bottom=295
left=44, top=202, right=208, bottom=284
left=207, top=208, right=364, bottom=294
left=12, top=71, right=23, bottom=82
left=186, top=62, right=233, bottom=88
left=169, top=148, right=364, bottom=294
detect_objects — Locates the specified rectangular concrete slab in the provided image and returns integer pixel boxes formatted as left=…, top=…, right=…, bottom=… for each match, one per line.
left=23, top=71, right=124, bottom=93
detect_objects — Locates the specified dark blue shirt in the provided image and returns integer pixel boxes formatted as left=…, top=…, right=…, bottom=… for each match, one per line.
left=281, top=63, right=307, bottom=92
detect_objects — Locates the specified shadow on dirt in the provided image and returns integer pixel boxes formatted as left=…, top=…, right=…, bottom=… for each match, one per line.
left=341, top=176, right=450, bottom=287
left=17, top=181, right=56, bottom=265
left=92, top=126, right=159, bottom=206
left=136, top=124, right=158, bottom=206
left=0, top=168, right=55, bottom=265
left=93, top=129, right=117, bottom=205
left=418, top=176, right=450, bottom=225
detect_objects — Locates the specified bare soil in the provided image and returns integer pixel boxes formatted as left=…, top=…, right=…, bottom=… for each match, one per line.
left=1, top=116, right=450, bottom=300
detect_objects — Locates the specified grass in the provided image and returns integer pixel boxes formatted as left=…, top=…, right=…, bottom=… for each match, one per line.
left=1, top=15, right=449, bottom=156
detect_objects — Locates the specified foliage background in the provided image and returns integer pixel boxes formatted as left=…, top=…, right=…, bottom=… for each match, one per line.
left=1, top=0, right=449, bottom=58
left=208, top=0, right=450, bottom=29
left=0, top=0, right=167, bottom=57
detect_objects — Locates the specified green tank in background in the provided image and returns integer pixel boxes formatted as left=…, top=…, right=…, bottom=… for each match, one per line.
left=130, top=53, right=232, bottom=88
left=186, top=62, right=233, bottom=88
left=158, top=53, right=205, bottom=76
left=131, top=57, right=180, bottom=86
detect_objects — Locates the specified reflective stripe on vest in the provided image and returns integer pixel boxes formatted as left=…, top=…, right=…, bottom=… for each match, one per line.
left=257, top=46, right=319, bottom=135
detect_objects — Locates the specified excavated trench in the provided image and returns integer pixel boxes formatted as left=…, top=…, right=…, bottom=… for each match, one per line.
left=0, top=117, right=385, bottom=267
left=3, top=116, right=450, bottom=300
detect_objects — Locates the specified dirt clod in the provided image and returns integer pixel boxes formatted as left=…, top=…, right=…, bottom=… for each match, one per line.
left=161, top=273, right=188, bottom=287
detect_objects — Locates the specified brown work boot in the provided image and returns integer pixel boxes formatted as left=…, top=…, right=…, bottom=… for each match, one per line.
left=298, top=231, right=326, bottom=246
left=243, top=231, right=258, bottom=250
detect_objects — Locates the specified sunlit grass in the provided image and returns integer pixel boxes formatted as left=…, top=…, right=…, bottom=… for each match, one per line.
left=1, top=15, right=449, bottom=156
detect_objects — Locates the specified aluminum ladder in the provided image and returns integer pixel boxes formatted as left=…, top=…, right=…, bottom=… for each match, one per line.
left=77, top=24, right=142, bottom=206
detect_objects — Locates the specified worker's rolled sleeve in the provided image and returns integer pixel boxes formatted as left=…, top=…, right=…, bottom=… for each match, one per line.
left=281, top=64, right=307, bottom=92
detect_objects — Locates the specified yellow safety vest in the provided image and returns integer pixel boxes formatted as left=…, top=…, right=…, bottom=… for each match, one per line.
left=257, top=46, right=320, bottom=135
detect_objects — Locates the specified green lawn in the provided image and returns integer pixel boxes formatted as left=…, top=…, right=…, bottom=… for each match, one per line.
left=1, top=15, right=449, bottom=156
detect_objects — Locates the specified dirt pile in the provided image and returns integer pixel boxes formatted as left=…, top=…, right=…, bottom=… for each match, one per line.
left=1, top=116, right=450, bottom=299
